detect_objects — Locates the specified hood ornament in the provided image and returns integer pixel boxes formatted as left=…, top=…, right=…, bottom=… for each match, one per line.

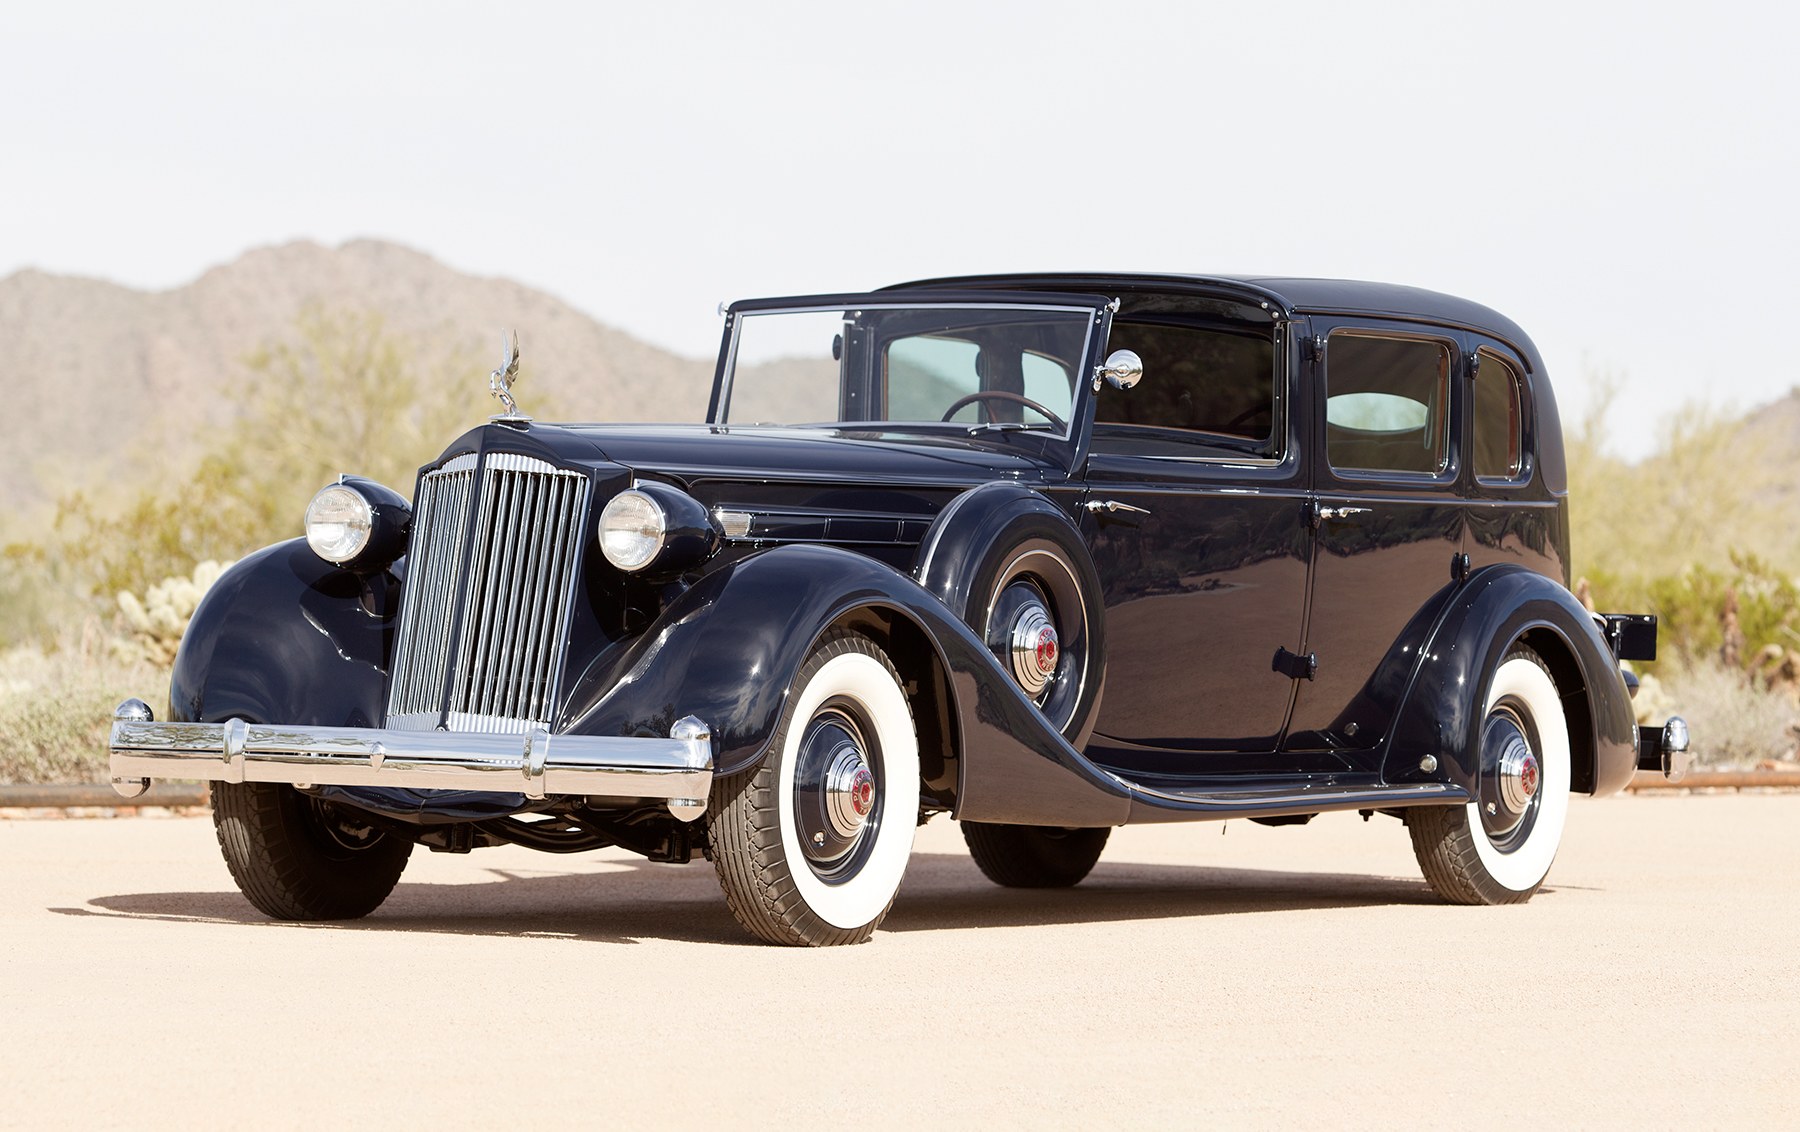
left=489, top=329, right=529, bottom=422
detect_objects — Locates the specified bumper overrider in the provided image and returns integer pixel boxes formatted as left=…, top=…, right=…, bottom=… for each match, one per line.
left=107, top=700, right=715, bottom=821
left=1636, top=716, right=1692, bottom=783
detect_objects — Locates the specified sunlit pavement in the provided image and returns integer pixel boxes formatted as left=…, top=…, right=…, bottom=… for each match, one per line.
left=2, top=793, right=1792, bottom=1127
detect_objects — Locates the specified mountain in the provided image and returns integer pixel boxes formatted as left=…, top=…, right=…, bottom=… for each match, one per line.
left=0, top=239, right=714, bottom=532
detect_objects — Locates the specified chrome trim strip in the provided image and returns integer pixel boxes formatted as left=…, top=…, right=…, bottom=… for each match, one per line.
left=717, top=300, right=1101, bottom=439
left=1114, top=775, right=1467, bottom=812
left=110, top=714, right=714, bottom=809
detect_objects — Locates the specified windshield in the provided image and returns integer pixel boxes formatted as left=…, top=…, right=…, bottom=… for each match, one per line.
left=719, top=303, right=1097, bottom=437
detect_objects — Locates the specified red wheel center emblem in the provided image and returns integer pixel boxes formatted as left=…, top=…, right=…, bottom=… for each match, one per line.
left=850, top=769, right=874, bottom=816
left=1034, top=627, right=1059, bottom=675
left=1520, top=757, right=1539, bottom=798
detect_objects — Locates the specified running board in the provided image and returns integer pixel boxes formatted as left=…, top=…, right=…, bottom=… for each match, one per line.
left=1106, top=774, right=1470, bottom=824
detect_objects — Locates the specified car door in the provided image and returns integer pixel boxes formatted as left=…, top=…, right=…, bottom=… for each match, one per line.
left=1286, top=322, right=1467, bottom=760
left=1078, top=315, right=1311, bottom=772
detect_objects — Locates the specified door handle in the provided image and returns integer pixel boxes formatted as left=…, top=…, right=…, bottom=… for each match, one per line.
left=1085, top=500, right=1151, bottom=516
left=1311, top=503, right=1370, bottom=527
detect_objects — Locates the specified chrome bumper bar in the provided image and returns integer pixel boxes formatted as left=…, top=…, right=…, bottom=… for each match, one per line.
left=106, top=700, right=715, bottom=821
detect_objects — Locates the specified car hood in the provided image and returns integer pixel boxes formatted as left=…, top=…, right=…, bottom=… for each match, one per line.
left=548, top=423, right=1063, bottom=484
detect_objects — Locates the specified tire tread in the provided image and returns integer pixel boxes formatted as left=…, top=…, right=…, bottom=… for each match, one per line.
left=1406, top=646, right=1558, bottom=907
left=212, top=781, right=411, bottom=920
left=707, top=632, right=905, bottom=946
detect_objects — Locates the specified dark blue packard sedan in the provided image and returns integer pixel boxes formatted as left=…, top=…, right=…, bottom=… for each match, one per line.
left=110, top=273, right=1689, bottom=945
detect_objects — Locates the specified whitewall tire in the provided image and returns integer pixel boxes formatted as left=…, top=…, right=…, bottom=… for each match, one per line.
left=1409, top=647, right=1571, bottom=905
left=708, top=631, right=920, bottom=945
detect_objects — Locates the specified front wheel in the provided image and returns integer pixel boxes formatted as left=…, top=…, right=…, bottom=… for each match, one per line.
left=708, top=631, right=920, bottom=946
left=212, top=780, right=413, bottom=919
left=1407, top=647, right=1571, bottom=905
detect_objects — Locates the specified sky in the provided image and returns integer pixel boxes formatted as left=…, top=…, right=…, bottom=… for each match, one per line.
left=4, top=0, right=1796, bottom=457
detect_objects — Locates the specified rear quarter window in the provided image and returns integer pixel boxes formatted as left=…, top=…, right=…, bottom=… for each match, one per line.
left=1325, top=334, right=1451, bottom=476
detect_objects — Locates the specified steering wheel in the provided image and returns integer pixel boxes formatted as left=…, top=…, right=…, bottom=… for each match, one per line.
left=941, top=391, right=1067, bottom=432
left=1222, top=403, right=1271, bottom=433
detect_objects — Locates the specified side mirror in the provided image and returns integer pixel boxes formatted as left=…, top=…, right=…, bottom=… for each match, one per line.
left=1095, top=349, right=1143, bottom=391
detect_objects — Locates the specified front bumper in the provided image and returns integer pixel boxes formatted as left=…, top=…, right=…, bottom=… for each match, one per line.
left=107, top=700, right=715, bottom=821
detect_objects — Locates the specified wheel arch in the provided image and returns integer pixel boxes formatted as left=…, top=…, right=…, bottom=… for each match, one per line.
left=826, top=604, right=962, bottom=812
left=565, top=543, right=1132, bottom=826
left=1514, top=624, right=1599, bottom=795
left=1378, top=566, right=1636, bottom=797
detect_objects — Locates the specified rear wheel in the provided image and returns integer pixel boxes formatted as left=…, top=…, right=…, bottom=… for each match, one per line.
left=962, top=822, right=1110, bottom=888
left=708, top=632, right=920, bottom=946
left=212, top=780, right=412, bottom=920
left=1408, top=647, right=1571, bottom=905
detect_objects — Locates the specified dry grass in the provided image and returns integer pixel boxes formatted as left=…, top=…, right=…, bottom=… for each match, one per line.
left=0, top=625, right=163, bottom=784
left=1639, top=662, right=1799, bottom=770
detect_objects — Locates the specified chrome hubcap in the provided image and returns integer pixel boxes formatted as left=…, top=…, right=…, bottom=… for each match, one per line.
left=793, top=704, right=882, bottom=881
left=1480, top=707, right=1540, bottom=845
left=824, top=747, right=875, bottom=838
left=1008, top=600, right=1059, bottom=697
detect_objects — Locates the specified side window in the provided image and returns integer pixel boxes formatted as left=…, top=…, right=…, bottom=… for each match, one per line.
left=886, top=336, right=980, bottom=420
left=1473, top=350, right=1525, bottom=482
left=1325, top=334, right=1451, bottom=476
left=1093, top=321, right=1277, bottom=459
left=882, top=327, right=1078, bottom=426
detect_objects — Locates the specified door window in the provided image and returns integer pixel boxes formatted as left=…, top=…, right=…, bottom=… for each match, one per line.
left=1325, top=334, right=1452, bottom=475
left=1093, top=321, right=1278, bottom=459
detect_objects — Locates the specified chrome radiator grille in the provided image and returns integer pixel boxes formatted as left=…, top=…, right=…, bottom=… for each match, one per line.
left=386, top=452, right=592, bottom=733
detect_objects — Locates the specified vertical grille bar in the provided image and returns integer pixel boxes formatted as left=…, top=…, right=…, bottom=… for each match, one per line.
left=385, top=452, right=591, bottom=734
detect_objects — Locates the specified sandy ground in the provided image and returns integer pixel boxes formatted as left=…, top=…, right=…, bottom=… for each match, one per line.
left=0, top=793, right=1793, bottom=1128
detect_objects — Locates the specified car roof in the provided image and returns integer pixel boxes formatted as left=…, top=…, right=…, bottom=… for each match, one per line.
left=884, top=272, right=1542, bottom=371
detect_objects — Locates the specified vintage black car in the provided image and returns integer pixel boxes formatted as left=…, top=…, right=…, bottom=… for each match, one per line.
left=110, top=273, right=1690, bottom=945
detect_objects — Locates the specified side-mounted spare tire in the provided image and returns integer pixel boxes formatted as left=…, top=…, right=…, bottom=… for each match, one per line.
left=918, top=485, right=1114, bottom=888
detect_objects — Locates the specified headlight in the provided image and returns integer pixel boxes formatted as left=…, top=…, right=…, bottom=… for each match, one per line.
left=303, top=477, right=411, bottom=571
left=306, top=485, right=374, bottom=564
left=599, top=489, right=667, bottom=571
left=597, top=482, right=721, bottom=576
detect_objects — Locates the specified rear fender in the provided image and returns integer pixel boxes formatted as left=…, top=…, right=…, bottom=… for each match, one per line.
left=562, top=544, right=1132, bottom=826
left=1380, top=565, right=1637, bottom=796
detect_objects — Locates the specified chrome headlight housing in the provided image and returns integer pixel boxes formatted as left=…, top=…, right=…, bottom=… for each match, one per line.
left=304, top=477, right=411, bottom=571
left=598, top=482, right=719, bottom=576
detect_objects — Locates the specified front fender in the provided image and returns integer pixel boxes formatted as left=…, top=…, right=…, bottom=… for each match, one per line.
left=169, top=539, right=396, bottom=726
left=562, top=544, right=1133, bottom=825
left=1380, top=565, right=1637, bottom=797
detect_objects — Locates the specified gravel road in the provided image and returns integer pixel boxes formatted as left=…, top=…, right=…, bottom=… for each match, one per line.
left=1, top=793, right=1792, bottom=1127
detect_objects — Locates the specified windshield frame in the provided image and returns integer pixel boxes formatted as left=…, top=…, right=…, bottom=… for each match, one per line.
left=708, top=290, right=1114, bottom=445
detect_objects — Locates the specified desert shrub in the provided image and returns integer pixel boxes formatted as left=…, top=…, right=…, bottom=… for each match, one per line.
left=1644, top=660, right=1799, bottom=770
left=1642, top=553, right=1800, bottom=667
left=0, top=628, right=164, bottom=784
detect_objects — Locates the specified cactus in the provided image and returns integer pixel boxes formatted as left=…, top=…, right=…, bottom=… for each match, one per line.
left=113, top=560, right=234, bottom=666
